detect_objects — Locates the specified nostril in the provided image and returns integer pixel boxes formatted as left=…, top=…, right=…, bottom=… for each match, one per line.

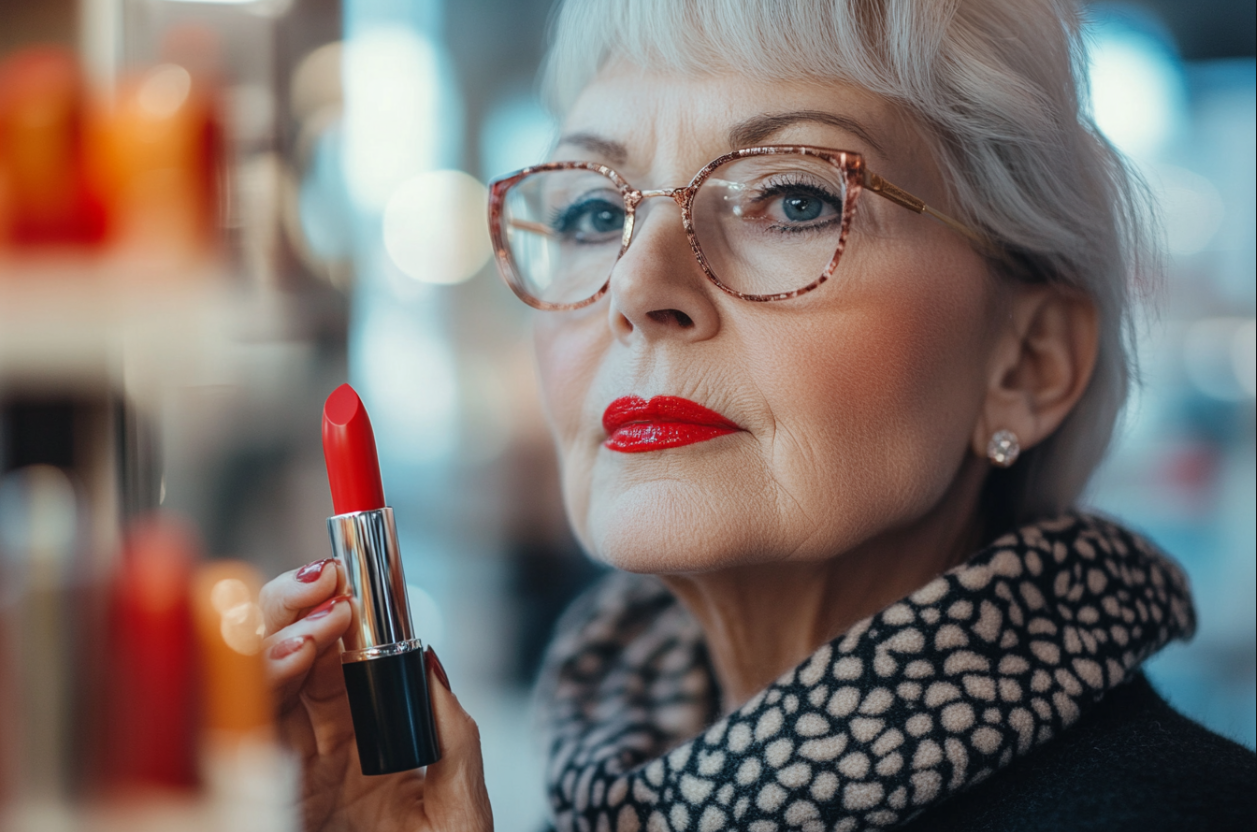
left=647, top=309, right=694, bottom=328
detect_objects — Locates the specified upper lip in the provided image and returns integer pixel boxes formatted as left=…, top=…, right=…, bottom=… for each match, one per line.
left=602, top=395, right=742, bottom=434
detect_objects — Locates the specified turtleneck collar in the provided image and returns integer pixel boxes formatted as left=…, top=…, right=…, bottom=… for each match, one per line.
left=537, top=512, right=1195, bottom=832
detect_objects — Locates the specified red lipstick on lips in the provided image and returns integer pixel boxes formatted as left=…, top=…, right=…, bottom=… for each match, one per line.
left=603, top=395, right=742, bottom=452
left=320, top=384, right=439, bottom=775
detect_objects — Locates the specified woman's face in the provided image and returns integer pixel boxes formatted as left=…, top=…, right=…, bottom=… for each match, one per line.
left=534, top=62, right=1005, bottom=573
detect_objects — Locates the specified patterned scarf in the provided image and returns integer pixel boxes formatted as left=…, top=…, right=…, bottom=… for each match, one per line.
left=537, top=513, right=1195, bottom=832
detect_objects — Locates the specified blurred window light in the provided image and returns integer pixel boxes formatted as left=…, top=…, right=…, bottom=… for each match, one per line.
left=343, top=28, right=442, bottom=211
left=1087, top=9, right=1187, bottom=159
left=382, top=170, right=492, bottom=286
left=1152, top=164, right=1227, bottom=256
left=479, top=93, right=557, bottom=181
left=353, top=308, right=458, bottom=464
left=1183, top=317, right=1257, bottom=401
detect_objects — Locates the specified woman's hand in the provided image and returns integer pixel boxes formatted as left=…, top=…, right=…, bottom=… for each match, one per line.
left=260, top=559, right=493, bottom=832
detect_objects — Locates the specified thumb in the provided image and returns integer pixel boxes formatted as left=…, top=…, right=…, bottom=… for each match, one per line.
left=421, top=648, right=493, bottom=831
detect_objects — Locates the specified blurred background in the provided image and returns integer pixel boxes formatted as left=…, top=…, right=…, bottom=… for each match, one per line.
left=0, top=0, right=1251, bottom=829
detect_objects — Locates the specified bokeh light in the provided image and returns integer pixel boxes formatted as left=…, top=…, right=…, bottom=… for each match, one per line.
left=382, top=169, right=491, bottom=285
left=1088, top=16, right=1187, bottom=158
left=343, top=28, right=440, bottom=211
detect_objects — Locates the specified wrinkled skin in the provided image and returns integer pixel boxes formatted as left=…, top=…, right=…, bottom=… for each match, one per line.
left=261, top=61, right=1096, bottom=828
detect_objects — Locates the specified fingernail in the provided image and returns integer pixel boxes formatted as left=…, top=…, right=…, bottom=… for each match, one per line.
left=269, top=636, right=309, bottom=660
left=306, top=594, right=351, bottom=620
left=295, top=558, right=334, bottom=583
left=426, top=647, right=451, bottom=692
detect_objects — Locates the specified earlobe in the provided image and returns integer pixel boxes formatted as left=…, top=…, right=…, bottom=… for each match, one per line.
left=973, top=286, right=1099, bottom=461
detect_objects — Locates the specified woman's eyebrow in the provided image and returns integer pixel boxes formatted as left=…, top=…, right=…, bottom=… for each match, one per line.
left=728, top=111, right=885, bottom=155
left=555, top=132, right=630, bottom=165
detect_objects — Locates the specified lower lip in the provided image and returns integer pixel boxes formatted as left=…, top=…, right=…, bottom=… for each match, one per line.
left=605, top=422, right=740, bottom=452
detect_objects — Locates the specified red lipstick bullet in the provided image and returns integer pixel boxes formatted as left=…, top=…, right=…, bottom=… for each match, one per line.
left=321, top=384, right=439, bottom=775
left=323, top=384, right=386, bottom=515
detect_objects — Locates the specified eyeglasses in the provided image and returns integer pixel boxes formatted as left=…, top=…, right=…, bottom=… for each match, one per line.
left=487, top=145, right=987, bottom=311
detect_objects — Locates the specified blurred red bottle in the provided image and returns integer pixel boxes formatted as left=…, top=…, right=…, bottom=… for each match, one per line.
left=101, top=515, right=200, bottom=793
left=0, top=47, right=106, bottom=250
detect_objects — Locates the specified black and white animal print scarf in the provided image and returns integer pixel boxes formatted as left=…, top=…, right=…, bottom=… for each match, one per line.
left=537, top=513, right=1195, bottom=832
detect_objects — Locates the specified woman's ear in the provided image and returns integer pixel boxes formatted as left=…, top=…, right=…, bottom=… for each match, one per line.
left=973, top=285, right=1099, bottom=459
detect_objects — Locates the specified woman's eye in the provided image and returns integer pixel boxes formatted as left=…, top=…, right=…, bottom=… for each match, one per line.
left=766, top=187, right=840, bottom=228
left=742, top=183, right=842, bottom=231
left=782, top=194, right=824, bottom=222
left=553, top=197, right=626, bottom=241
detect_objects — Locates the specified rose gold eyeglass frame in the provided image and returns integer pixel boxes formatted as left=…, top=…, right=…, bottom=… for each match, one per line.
left=487, top=145, right=988, bottom=311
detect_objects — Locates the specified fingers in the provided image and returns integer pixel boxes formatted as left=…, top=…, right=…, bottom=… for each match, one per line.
left=264, top=592, right=354, bottom=705
left=421, top=649, right=494, bottom=831
left=260, top=557, right=342, bottom=635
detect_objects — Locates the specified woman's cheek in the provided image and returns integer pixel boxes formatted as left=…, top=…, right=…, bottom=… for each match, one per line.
left=532, top=315, right=600, bottom=442
left=533, top=313, right=608, bottom=543
left=769, top=260, right=990, bottom=531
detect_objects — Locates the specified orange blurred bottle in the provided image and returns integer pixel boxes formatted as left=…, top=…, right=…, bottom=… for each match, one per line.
left=192, top=561, right=298, bottom=832
left=85, top=63, right=221, bottom=260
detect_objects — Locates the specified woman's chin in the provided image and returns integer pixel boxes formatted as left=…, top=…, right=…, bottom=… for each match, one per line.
left=580, top=478, right=781, bottom=575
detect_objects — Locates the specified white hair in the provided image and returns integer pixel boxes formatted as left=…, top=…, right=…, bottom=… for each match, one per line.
left=540, top=0, right=1156, bottom=526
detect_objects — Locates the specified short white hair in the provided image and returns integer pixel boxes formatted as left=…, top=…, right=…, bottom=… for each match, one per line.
left=540, top=0, right=1155, bottom=526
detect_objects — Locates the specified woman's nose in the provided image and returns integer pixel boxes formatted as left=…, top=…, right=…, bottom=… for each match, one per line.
left=606, top=200, right=721, bottom=343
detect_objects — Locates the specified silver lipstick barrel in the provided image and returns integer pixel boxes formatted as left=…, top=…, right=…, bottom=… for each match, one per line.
left=326, top=507, right=422, bottom=662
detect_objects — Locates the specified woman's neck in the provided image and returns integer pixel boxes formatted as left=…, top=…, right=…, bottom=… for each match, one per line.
left=660, top=461, right=987, bottom=714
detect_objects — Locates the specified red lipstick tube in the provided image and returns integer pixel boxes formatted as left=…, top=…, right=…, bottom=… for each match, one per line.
left=322, top=384, right=440, bottom=775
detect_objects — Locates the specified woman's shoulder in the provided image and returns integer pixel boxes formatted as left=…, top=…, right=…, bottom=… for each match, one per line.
left=907, top=673, right=1257, bottom=832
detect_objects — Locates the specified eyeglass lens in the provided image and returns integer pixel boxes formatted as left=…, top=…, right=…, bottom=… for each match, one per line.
left=501, top=153, right=850, bottom=306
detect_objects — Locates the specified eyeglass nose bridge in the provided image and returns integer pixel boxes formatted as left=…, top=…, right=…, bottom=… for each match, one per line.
left=627, top=188, right=688, bottom=208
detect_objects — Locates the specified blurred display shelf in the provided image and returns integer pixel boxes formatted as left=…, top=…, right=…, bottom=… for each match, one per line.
left=0, top=256, right=289, bottom=400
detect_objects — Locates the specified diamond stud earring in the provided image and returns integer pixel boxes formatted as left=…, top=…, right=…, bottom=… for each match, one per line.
left=987, top=429, right=1021, bottom=467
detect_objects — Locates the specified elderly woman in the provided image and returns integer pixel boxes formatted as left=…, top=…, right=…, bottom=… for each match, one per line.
left=260, top=1, right=1254, bottom=830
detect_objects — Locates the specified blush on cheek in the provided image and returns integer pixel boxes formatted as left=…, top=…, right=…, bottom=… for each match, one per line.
left=826, top=247, right=992, bottom=423
left=757, top=256, right=992, bottom=544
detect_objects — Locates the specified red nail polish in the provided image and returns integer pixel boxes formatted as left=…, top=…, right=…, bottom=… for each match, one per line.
left=295, top=558, right=333, bottom=583
left=426, top=647, right=451, bottom=692
left=306, top=594, right=351, bottom=620
left=270, top=636, right=309, bottom=660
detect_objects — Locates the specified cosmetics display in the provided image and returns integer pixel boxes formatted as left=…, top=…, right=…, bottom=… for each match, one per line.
left=322, top=383, right=441, bottom=775
left=0, top=501, right=299, bottom=831
left=0, top=1, right=325, bottom=827
left=0, top=46, right=218, bottom=263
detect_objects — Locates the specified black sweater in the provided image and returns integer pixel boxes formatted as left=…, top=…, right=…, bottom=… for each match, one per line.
left=903, top=674, right=1256, bottom=831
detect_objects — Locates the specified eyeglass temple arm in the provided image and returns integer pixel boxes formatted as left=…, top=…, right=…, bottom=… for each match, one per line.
left=862, top=170, right=996, bottom=253
left=508, top=218, right=557, bottom=236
